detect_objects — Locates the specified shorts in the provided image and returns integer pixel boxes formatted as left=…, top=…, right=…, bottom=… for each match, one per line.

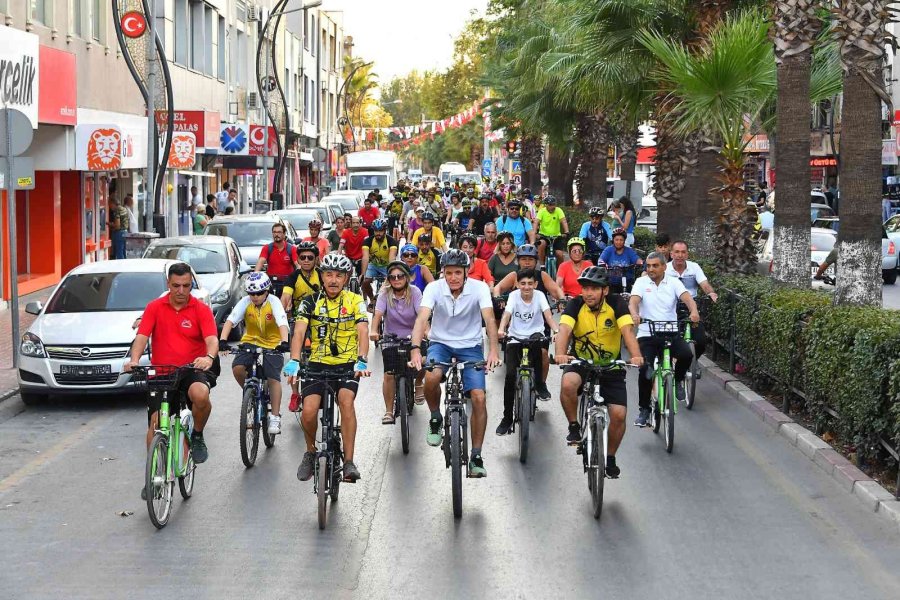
left=366, top=264, right=388, bottom=280
left=233, top=349, right=284, bottom=380
left=147, top=367, right=218, bottom=424
left=301, top=362, right=359, bottom=399
left=539, top=234, right=567, bottom=253
left=561, top=366, right=627, bottom=407
left=351, top=259, right=363, bottom=277
left=426, top=342, right=486, bottom=393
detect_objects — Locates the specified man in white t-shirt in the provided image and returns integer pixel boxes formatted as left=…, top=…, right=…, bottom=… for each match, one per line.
left=496, top=268, right=557, bottom=435
left=666, top=240, right=717, bottom=364
left=628, top=252, right=699, bottom=427
left=410, top=249, right=501, bottom=478
left=215, top=182, right=231, bottom=214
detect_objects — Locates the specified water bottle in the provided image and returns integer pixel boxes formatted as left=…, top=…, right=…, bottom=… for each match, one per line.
left=180, top=409, right=194, bottom=470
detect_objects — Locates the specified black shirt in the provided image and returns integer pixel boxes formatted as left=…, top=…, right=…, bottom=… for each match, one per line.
left=472, top=207, right=499, bottom=236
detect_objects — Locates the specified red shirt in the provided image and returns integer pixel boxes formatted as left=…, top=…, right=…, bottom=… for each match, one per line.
left=358, top=206, right=380, bottom=227
left=468, top=257, right=494, bottom=285
left=260, top=241, right=298, bottom=278
left=475, top=239, right=498, bottom=262
left=138, top=294, right=217, bottom=366
left=341, top=227, right=368, bottom=260
left=304, top=236, right=329, bottom=258
left=556, top=260, right=594, bottom=297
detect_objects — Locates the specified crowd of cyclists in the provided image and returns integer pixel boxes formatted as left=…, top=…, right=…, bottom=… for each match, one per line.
left=126, top=176, right=717, bottom=498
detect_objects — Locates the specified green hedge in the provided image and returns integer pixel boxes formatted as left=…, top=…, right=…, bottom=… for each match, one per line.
left=707, top=274, right=900, bottom=461
left=633, top=226, right=656, bottom=254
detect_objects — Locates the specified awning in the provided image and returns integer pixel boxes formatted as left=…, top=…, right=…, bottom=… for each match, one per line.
left=178, top=170, right=214, bottom=177
left=636, top=147, right=656, bottom=165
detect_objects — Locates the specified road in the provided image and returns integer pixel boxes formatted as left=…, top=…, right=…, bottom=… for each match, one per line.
left=1, top=354, right=899, bottom=599
left=884, top=282, right=900, bottom=309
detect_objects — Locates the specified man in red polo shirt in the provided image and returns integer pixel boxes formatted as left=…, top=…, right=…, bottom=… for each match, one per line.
left=339, top=215, right=368, bottom=275
left=256, top=223, right=300, bottom=296
left=358, top=194, right=381, bottom=232
left=125, top=263, right=220, bottom=498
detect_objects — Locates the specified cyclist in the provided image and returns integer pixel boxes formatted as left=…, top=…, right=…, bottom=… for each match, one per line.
left=655, top=232, right=672, bottom=262
left=284, top=253, right=370, bottom=483
left=370, top=261, right=425, bottom=421
left=359, top=194, right=381, bottom=231
left=556, top=237, right=594, bottom=298
left=256, top=223, right=300, bottom=297
left=495, top=268, right=558, bottom=435
left=453, top=201, right=476, bottom=234
left=555, top=266, right=643, bottom=477
left=475, top=222, right=500, bottom=261
left=360, top=218, right=398, bottom=309
left=459, top=233, right=494, bottom=284
left=407, top=205, right=426, bottom=238
left=409, top=250, right=501, bottom=478
left=410, top=211, right=448, bottom=251
left=628, top=252, right=699, bottom=427
left=280, top=241, right=323, bottom=411
left=338, top=216, right=368, bottom=277
left=535, top=195, right=569, bottom=265
left=488, top=231, right=518, bottom=284
left=125, top=263, right=220, bottom=499
left=445, top=193, right=464, bottom=229
left=387, top=192, right=405, bottom=239
left=579, top=206, right=612, bottom=264
left=472, top=195, right=499, bottom=236
left=399, top=243, right=434, bottom=292
left=599, top=228, right=643, bottom=294
left=666, top=240, right=717, bottom=361
left=303, top=217, right=330, bottom=258
left=327, top=215, right=345, bottom=252
left=219, top=272, right=290, bottom=435
left=416, top=233, right=442, bottom=279
left=496, top=199, right=535, bottom=247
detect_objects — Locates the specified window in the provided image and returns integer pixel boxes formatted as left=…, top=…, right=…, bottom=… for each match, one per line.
left=235, top=0, right=247, bottom=23
left=236, top=30, right=247, bottom=86
left=71, top=0, right=83, bottom=36
left=310, top=16, right=316, bottom=55
left=304, top=13, right=309, bottom=49
left=90, top=0, right=101, bottom=41
left=190, top=1, right=203, bottom=70
left=31, top=0, right=46, bottom=24
left=303, top=75, right=310, bottom=121
left=46, top=273, right=168, bottom=313
left=217, top=16, right=226, bottom=79
left=330, top=34, right=336, bottom=71
left=174, top=0, right=189, bottom=64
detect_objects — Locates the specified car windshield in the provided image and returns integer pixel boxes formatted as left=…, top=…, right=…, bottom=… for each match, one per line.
left=278, top=211, right=321, bottom=231
left=349, top=174, right=388, bottom=190
left=813, top=219, right=839, bottom=232
left=204, top=221, right=273, bottom=246
left=811, top=206, right=835, bottom=221
left=45, top=272, right=167, bottom=313
left=886, top=216, right=900, bottom=233
left=811, top=232, right=836, bottom=252
left=144, top=244, right=229, bottom=274
left=333, top=197, right=359, bottom=211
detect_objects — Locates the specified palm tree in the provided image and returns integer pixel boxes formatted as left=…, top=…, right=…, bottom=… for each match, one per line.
left=829, top=0, right=890, bottom=306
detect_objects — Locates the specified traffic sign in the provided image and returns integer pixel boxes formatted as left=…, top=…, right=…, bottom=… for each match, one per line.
left=0, top=108, right=34, bottom=156
left=0, top=157, right=35, bottom=190
left=481, top=159, right=492, bottom=177
left=121, top=11, right=147, bottom=38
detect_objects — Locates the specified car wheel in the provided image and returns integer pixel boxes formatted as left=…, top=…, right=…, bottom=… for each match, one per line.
left=20, top=391, right=48, bottom=406
left=884, top=268, right=898, bottom=285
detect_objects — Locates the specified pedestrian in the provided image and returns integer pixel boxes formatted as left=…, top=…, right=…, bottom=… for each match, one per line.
left=609, top=197, right=637, bottom=247
left=884, top=195, right=893, bottom=223
left=193, top=203, right=209, bottom=235
left=328, top=215, right=346, bottom=251
left=108, top=197, right=129, bottom=259
left=216, top=182, right=231, bottom=214
left=191, top=185, right=202, bottom=209
left=227, top=188, right=238, bottom=214
left=123, top=194, right=139, bottom=234
left=205, top=194, right=217, bottom=220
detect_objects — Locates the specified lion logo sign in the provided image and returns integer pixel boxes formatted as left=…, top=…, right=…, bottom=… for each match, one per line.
left=86, top=129, right=122, bottom=171
left=168, top=132, right=196, bottom=169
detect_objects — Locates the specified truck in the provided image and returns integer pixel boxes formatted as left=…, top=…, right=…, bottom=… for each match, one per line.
left=344, top=150, right=398, bottom=194
left=438, top=162, right=466, bottom=184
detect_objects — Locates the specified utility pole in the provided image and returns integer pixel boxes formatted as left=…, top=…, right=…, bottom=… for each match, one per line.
left=144, top=0, right=157, bottom=231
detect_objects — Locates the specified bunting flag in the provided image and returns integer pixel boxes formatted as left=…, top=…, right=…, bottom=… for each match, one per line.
left=358, top=96, right=493, bottom=147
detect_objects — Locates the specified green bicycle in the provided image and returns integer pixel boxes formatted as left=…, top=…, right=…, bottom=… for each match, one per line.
left=131, top=365, right=201, bottom=529
left=646, top=321, right=680, bottom=453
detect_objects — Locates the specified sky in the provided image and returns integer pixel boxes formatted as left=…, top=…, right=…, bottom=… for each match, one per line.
left=322, top=0, right=489, bottom=85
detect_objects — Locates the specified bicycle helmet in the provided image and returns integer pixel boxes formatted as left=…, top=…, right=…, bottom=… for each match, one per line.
left=372, top=218, right=387, bottom=231
left=589, top=206, right=604, bottom=217
left=450, top=192, right=460, bottom=200
left=577, top=265, right=610, bottom=287
left=296, top=240, right=320, bottom=257
left=441, top=248, right=470, bottom=269
left=466, top=187, right=475, bottom=195
left=611, top=227, right=627, bottom=240
left=400, top=243, right=419, bottom=256
left=567, top=236, right=586, bottom=249
left=459, top=233, right=478, bottom=248
left=387, top=260, right=411, bottom=277
left=307, top=217, right=322, bottom=227
left=421, top=211, right=436, bottom=222
left=393, top=191, right=403, bottom=199
left=320, top=253, right=353, bottom=273
left=507, top=199, right=522, bottom=208
left=245, top=272, right=271, bottom=294
left=544, top=195, right=557, bottom=205
left=516, top=244, right=538, bottom=258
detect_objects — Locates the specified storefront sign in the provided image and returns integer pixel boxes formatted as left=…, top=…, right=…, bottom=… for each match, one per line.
left=883, top=140, right=898, bottom=165
left=744, top=134, right=769, bottom=153
left=220, top=123, right=249, bottom=155
left=0, top=26, right=40, bottom=128
left=810, top=157, right=837, bottom=168
left=38, top=46, right=77, bottom=126
left=75, top=124, right=122, bottom=171
left=167, top=132, right=196, bottom=168
left=156, top=110, right=222, bottom=150
left=249, top=125, right=278, bottom=156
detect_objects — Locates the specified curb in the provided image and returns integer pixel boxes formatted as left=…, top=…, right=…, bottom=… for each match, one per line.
left=698, top=356, right=900, bottom=535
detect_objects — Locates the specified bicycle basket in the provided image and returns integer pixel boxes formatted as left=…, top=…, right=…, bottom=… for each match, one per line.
left=647, top=320, right=681, bottom=339
left=129, top=366, right=190, bottom=392
left=381, top=341, right=412, bottom=374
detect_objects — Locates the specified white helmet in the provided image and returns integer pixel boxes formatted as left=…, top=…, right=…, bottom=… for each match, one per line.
left=245, top=272, right=271, bottom=294
left=320, top=252, right=354, bottom=273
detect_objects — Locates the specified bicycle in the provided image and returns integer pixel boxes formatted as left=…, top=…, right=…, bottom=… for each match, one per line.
left=605, top=264, right=638, bottom=296
left=130, top=365, right=204, bottom=529
left=426, top=358, right=487, bottom=519
left=561, top=357, right=631, bottom=519
left=645, top=320, right=682, bottom=453
left=540, top=234, right=564, bottom=279
left=227, top=343, right=283, bottom=468
left=378, top=334, right=418, bottom=454
left=298, top=365, right=356, bottom=529
left=679, top=296, right=711, bottom=410
left=505, top=334, right=549, bottom=463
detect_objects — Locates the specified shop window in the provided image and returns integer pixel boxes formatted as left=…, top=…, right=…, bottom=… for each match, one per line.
left=70, top=0, right=83, bottom=37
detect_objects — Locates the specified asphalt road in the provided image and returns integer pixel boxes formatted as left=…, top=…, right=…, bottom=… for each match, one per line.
left=884, top=282, right=900, bottom=309
left=1, top=353, right=899, bottom=599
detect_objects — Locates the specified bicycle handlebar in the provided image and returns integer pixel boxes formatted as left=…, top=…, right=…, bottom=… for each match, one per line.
left=559, top=358, right=634, bottom=370
left=506, top=335, right=550, bottom=345
left=425, top=359, right=487, bottom=372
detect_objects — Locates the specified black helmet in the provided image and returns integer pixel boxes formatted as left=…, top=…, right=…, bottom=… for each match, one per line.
left=297, top=240, right=320, bottom=257
left=386, top=260, right=411, bottom=277
left=544, top=195, right=557, bottom=205
left=422, top=211, right=436, bottom=222
left=459, top=233, right=478, bottom=248
left=577, top=265, right=610, bottom=287
left=516, top=244, right=538, bottom=258
left=440, top=248, right=470, bottom=269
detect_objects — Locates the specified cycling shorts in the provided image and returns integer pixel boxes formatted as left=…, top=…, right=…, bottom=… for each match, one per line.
left=301, top=362, right=359, bottom=399
left=233, top=350, right=284, bottom=381
left=147, top=365, right=218, bottom=424
left=561, top=366, right=627, bottom=407
left=538, top=234, right=567, bottom=253
left=366, top=264, right=388, bottom=280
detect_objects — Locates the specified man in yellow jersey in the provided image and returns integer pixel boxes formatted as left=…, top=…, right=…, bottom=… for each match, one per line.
left=410, top=211, right=448, bottom=251
left=555, top=265, right=643, bottom=478
left=360, top=218, right=398, bottom=309
left=283, top=253, right=370, bottom=483
left=280, top=240, right=323, bottom=412
left=219, top=272, right=290, bottom=434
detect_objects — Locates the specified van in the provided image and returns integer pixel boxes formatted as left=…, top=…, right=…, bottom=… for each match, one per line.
left=438, top=162, right=466, bottom=184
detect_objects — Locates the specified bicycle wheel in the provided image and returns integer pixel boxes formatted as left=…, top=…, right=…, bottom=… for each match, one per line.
left=548, top=256, right=557, bottom=280
left=145, top=433, right=173, bottom=529
left=590, top=418, right=605, bottom=519
left=518, top=377, right=531, bottom=464
left=177, top=433, right=195, bottom=499
left=686, top=342, right=698, bottom=410
left=262, top=397, right=276, bottom=449
left=398, top=377, right=410, bottom=455
left=331, top=452, right=342, bottom=502
left=664, top=373, right=675, bottom=453
left=450, top=411, right=463, bottom=519
left=317, top=454, right=329, bottom=529
left=653, top=379, right=662, bottom=435
left=240, top=386, right=260, bottom=468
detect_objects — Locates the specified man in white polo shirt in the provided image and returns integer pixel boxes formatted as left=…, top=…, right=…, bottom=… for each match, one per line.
left=410, top=249, right=501, bottom=478
left=628, top=252, right=699, bottom=427
left=666, top=240, right=717, bottom=363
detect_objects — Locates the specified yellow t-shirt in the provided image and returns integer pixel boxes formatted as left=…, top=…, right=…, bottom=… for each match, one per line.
left=297, top=290, right=368, bottom=365
left=559, top=295, right=633, bottom=364
left=418, top=250, right=439, bottom=277
left=282, top=268, right=322, bottom=313
left=228, top=295, right=288, bottom=349
left=411, top=226, right=446, bottom=248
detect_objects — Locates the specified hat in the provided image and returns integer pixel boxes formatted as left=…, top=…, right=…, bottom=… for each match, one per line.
left=418, top=233, right=433, bottom=243
left=415, top=206, right=425, bottom=213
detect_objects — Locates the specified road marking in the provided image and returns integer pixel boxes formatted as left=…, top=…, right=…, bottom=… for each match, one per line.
left=0, top=413, right=110, bottom=494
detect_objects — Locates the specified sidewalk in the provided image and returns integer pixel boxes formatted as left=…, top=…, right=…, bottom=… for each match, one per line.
left=0, top=288, right=54, bottom=401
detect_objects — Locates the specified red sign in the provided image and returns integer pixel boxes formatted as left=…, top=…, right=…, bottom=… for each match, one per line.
left=121, top=11, right=147, bottom=38
left=38, top=46, right=77, bottom=126
left=810, top=157, right=837, bottom=167
left=249, top=125, right=278, bottom=156
left=155, top=110, right=220, bottom=149
left=204, top=111, right=221, bottom=148
left=636, top=147, right=656, bottom=165
left=167, top=132, right=197, bottom=168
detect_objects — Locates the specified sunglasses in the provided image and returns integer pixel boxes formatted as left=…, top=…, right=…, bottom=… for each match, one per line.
left=388, top=273, right=407, bottom=281
left=248, top=290, right=267, bottom=297
left=402, top=252, right=418, bottom=258
left=299, top=255, right=316, bottom=261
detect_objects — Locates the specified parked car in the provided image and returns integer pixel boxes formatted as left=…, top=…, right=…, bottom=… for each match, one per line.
left=270, top=208, right=328, bottom=240
left=766, top=189, right=830, bottom=213
left=142, top=236, right=250, bottom=327
left=810, top=203, right=835, bottom=222
left=324, top=191, right=364, bottom=217
left=203, top=214, right=299, bottom=266
left=636, top=196, right=657, bottom=232
left=810, top=217, right=897, bottom=284
left=17, top=259, right=209, bottom=404
left=303, top=202, right=343, bottom=227
left=757, top=227, right=837, bottom=278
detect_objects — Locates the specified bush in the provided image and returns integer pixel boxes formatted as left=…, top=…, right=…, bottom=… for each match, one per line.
left=633, top=226, right=656, bottom=254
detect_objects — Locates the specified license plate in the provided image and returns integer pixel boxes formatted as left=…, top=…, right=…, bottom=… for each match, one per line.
left=60, top=364, right=112, bottom=377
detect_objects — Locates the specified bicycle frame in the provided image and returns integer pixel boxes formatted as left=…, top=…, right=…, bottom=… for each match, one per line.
left=156, top=396, right=185, bottom=482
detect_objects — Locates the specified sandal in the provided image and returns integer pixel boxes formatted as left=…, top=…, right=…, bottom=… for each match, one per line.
left=382, top=412, right=395, bottom=425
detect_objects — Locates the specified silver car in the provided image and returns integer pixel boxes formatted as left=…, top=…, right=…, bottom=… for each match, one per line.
left=812, top=217, right=898, bottom=284
left=203, top=214, right=300, bottom=266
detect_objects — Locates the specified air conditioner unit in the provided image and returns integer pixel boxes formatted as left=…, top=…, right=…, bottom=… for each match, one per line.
left=247, top=5, right=260, bottom=22
left=248, top=91, right=259, bottom=110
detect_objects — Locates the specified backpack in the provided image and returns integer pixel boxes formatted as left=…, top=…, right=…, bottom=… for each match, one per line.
left=266, top=242, right=296, bottom=262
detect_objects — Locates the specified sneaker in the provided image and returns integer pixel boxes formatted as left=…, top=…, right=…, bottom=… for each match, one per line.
left=343, top=460, right=361, bottom=482
left=297, top=451, right=315, bottom=481
left=468, top=454, right=487, bottom=478
left=606, top=455, right=621, bottom=478
left=634, top=407, right=651, bottom=428
left=495, top=417, right=513, bottom=436
left=426, top=417, right=443, bottom=446
left=190, top=433, right=208, bottom=463
left=566, top=421, right=581, bottom=446
left=675, top=380, right=686, bottom=402
left=267, top=414, right=282, bottom=435
left=536, top=382, right=551, bottom=400
left=288, top=392, right=301, bottom=412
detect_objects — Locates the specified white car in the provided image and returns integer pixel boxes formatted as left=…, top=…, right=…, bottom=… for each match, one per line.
left=203, top=214, right=300, bottom=266
left=325, top=191, right=364, bottom=217
left=17, top=259, right=210, bottom=404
